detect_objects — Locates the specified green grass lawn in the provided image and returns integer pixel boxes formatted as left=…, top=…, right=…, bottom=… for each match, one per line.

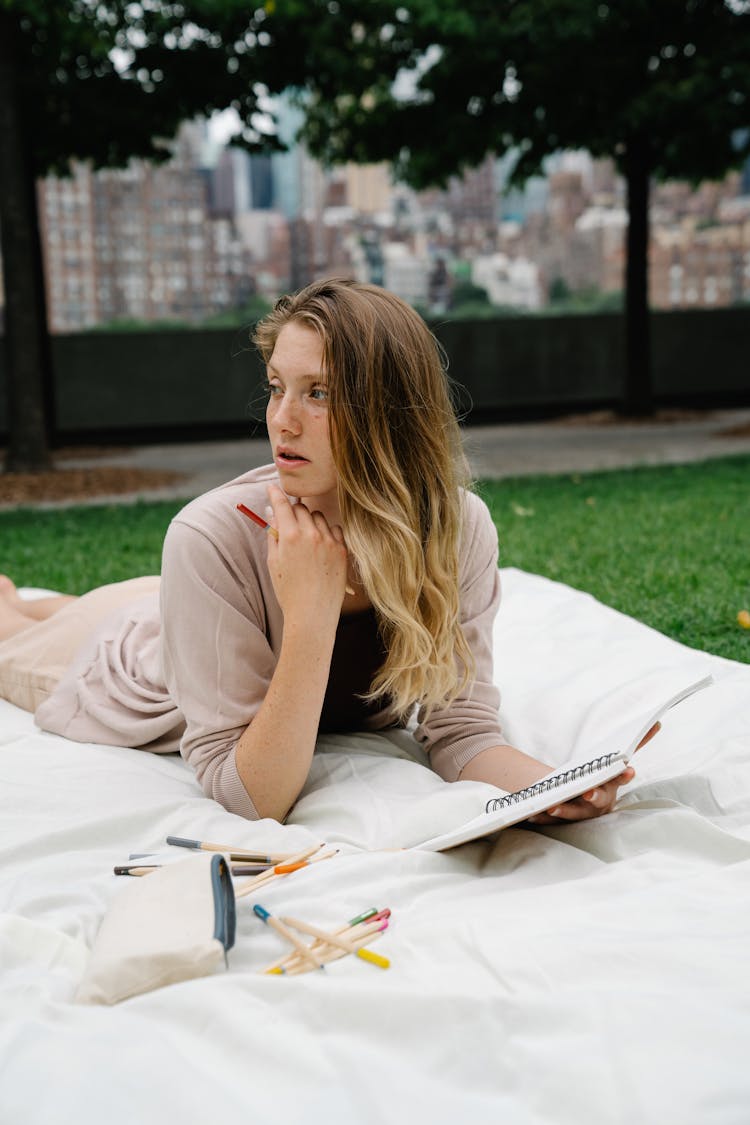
left=478, top=454, right=750, bottom=663
left=1, top=454, right=748, bottom=663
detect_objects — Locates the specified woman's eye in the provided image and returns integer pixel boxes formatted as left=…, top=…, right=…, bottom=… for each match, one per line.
left=310, top=387, right=329, bottom=402
left=265, top=382, right=282, bottom=397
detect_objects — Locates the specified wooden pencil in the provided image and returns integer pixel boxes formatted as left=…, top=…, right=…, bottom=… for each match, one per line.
left=280, top=915, right=361, bottom=953
left=263, top=908, right=381, bottom=969
left=270, top=928, right=388, bottom=976
left=254, top=904, right=325, bottom=970
left=114, top=861, right=272, bottom=877
left=281, top=915, right=390, bottom=969
left=233, top=843, right=323, bottom=897
left=233, top=845, right=335, bottom=899
left=165, top=835, right=300, bottom=863
left=264, top=918, right=389, bottom=974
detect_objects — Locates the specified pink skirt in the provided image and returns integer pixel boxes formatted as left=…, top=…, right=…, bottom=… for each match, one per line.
left=0, top=576, right=183, bottom=752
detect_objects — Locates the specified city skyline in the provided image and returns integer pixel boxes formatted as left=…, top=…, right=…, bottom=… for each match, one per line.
left=2, top=118, right=749, bottom=334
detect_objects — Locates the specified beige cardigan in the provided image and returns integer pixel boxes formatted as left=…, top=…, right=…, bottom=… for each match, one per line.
left=36, top=465, right=504, bottom=819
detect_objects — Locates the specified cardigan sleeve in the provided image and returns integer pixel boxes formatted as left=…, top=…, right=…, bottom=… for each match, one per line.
left=160, top=516, right=273, bottom=820
left=413, top=491, right=505, bottom=782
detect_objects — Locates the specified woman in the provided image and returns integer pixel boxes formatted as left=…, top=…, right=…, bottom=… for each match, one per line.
left=0, top=279, right=634, bottom=823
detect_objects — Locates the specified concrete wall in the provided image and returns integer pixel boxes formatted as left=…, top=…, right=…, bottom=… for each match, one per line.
left=436, top=307, right=749, bottom=416
left=0, top=307, right=748, bottom=442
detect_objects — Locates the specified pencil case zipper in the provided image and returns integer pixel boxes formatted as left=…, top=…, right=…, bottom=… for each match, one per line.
left=210, top=853, right=236, bottom=952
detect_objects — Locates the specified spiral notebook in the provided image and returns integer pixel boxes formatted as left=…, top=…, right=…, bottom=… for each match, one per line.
left=415, top=672, right=713, bottom=852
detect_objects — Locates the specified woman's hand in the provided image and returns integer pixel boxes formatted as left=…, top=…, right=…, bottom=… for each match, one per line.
left=266, top=484, right=348, bottom=623
left=461, top=723, right=660, bottom=826
left=527, top=721, right=660, bottom=825
left=527, top=765, right=636, bottom=824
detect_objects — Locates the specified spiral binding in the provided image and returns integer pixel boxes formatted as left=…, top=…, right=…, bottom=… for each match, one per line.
left=485, top=752, right=619, bottom=812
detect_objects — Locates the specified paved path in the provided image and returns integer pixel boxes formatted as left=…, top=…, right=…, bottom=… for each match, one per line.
left=463, top=407, right=750, bottom=479
left=74, top=407, right=750, bottom=491
left=14, top=406, right=750, bottom=510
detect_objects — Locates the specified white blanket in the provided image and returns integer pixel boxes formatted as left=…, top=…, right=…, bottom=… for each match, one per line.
left=1, top=568, right=748, bottom=1125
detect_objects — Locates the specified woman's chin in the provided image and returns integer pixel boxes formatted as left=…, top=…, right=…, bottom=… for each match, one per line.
left=279, top=482, right=303, bottom=498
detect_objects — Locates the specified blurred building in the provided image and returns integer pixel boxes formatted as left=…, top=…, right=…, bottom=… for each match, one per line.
left=650, top=210, right=750, bottom=308
left=209, top=147, right=252, bottom=216
left=38, top=164, right=98, bottom=331
left=648, top=171, right=750, bottom=308
left=382, top=242, right=429, bottom=308
left=10, top=114, right=749, bottom=335
left=497, top=158, right=750, bottom=309
left=344, top=163, right=392, bottom=216
left=37, top=126, right=253, bottom=331
left=471, top=252, right=542, bottom=310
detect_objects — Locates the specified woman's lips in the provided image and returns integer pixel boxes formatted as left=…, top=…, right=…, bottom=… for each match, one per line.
left=275, top=451, right=309, bottom=467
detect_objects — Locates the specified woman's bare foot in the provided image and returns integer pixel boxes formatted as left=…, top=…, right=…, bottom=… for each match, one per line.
left=0, top=575, right=36, bottom=616
left=0, top=575, right=19, bottom=603
left=0, top=576, right=37, bottom=641
left=0, top=574, right=77, bottom=623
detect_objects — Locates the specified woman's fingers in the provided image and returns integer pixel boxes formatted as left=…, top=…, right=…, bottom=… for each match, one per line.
left=581, top=766, right=635, bottom=808
left=267, top=485, right=337, bottom=541
left=310, top=508, right=335, bottom=538
left=267, top=483, right=297, bottom=535
left=264, top=485, right=349, bottom=617
left=528, top=766, right=636, bottom=824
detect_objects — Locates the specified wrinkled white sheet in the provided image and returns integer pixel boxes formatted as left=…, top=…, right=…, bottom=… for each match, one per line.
left=1, top=568, right=749, bottom=1125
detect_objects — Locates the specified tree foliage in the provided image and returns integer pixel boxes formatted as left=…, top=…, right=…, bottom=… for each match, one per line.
left=0, top=0, right=286, bottom=469
left=248, top=0, right=750, bottom=413
left=253, top=0, right=750, bottom=190
left=6, top=0, right=285, bottom=175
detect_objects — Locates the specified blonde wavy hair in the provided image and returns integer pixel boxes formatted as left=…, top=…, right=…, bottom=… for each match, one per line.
left=253, top=278, right=475, bottom=719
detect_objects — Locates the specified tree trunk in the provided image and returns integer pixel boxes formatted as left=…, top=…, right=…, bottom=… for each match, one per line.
left=0, top=12, right=54, bottom=472
left=621, top=137, right=654, bottom=417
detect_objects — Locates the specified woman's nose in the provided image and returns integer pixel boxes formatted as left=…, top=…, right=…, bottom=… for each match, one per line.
left=272, top=390, right=302, bottom=431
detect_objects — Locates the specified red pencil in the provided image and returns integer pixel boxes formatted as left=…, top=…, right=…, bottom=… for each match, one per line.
left=237, top=502, right=279, bottom=541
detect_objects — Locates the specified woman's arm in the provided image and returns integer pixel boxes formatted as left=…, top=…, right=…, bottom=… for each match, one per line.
left=420, top=495, right=641, bottom=822
left=160, top=480, right=347, bottom=821
left=233, top=485, right=348, bottom=820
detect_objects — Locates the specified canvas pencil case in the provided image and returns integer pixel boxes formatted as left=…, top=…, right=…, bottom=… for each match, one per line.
left=75, top=853, right=236, bottom=1005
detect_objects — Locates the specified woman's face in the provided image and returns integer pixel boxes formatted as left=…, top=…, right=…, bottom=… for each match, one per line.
left=265, top=321, right=339, bottom=508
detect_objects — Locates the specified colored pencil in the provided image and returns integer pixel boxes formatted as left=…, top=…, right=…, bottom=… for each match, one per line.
left=263, top=907, right=387, bottom=962
left=165, top=836, right=299, bottom=863
left=264, top=913, right=382, bottom=967
left=267, top=923, right=389, bottom=976
left=236, top=502, right=356, bottom=596
left=236, top=503, right=279, bottom=540
left=233, top=845, right=336, bottom=899
left=114, top=861, right=272, bottom=877
left=263, top=906, right=379, bottom=968
left=254, top=904, right=325, bottom=970
left=233, top=842, right=325, bottom=896
left=279, top=934, right=388, bottom=976
left=263, top=912, right=390, bottom=974
left=280, top=915, right=390, bottom=969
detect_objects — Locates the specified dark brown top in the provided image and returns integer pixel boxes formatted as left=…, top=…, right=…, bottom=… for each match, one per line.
left=319, top=607, right=389, bottom=732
